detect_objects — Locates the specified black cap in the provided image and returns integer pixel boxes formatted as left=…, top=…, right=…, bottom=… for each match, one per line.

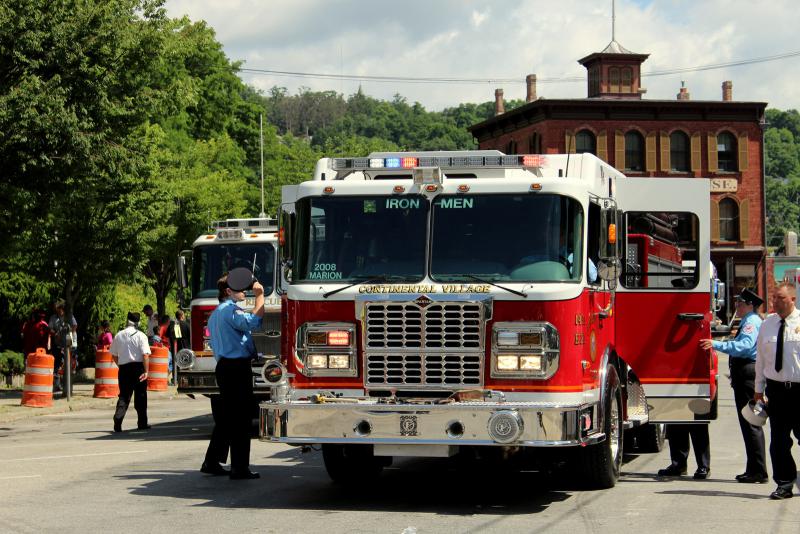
left=142, top=304, right=153, bottom=313
left=227, top=267, right=256, bottom=292
left=735, top=288, right=763, bottom=308
left=127, top=311, right=141, bottom=323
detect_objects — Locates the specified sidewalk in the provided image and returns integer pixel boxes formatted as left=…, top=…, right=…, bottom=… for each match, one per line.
left=0, top=382, right=179, bottom=424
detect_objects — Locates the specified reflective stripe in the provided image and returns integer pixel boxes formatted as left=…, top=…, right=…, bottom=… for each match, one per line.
left=95, top=362, right=116, bottom=369
left=25, top=366, right=53, bottom=376
left=23, top=385, right=53, bottom=393
left=149, top=373, right=169, bottom=379
left=149, top=358, right=169, bottom=364
left=94, top=379, right=119, bottom=385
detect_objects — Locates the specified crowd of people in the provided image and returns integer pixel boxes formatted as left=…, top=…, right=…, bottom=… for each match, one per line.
left=657, top=282, right=800, bottom=500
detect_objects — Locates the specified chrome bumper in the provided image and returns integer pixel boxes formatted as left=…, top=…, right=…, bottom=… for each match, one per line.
left=259, top=397, right=604, bottom=447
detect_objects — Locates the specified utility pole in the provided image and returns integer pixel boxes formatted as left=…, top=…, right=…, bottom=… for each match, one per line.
left=259, top=114, right=266, bottom=218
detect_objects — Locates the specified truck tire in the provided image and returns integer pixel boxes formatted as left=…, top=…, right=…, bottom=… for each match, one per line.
left=322, top=444, right=384, bottom=485
left=630, top=423, right=666, bottom=453
left=583, top=365, right=624, bottom=489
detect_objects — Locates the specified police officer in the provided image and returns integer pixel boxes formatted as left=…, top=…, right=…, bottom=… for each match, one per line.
left=109, top=312, right=151, bottom=432
left=755, top=282, right=800, bottom=499
left=699, top=288, right=767, bottom=483
left=201, top=268, right=264, bottom=480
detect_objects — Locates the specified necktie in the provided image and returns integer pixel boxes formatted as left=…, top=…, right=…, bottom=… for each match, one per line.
left=775, top=319, right=785, bottom=373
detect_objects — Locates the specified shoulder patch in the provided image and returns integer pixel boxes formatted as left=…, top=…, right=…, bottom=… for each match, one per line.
left=743, top=324, right=755, bottom=335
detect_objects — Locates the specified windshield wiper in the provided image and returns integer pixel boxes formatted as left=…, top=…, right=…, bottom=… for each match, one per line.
left=445, top=274, right=527, bottom=298
left=322, top=274, right=409, bottom=299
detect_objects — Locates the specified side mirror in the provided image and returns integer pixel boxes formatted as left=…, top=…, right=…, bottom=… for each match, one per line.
left=176, top=251, right=191, bottom=309
left=279, top=204, right=295, bottom=283
left=597, top=258, right=621, bottom=289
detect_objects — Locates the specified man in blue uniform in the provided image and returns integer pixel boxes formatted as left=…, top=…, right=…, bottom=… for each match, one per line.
left=200, top=267, right=264, bottom=480
left=700, top=288, right=767, bottom=483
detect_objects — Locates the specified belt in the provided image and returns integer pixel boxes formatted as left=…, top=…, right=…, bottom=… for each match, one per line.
left=729, top=357, right=756, bottom=365
left=767, top=378, right=800, bottom=389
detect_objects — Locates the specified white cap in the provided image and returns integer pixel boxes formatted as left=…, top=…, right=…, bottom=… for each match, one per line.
left=741, top=400, right=768, bottom=427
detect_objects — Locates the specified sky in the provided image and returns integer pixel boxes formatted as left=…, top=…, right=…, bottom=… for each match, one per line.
left=164, top=0, right=799, bottom=111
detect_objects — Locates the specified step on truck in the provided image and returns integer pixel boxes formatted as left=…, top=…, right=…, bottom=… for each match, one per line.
left=259, top=151, right=720, bottom=488
left=175, top=217, right=281, bottom=405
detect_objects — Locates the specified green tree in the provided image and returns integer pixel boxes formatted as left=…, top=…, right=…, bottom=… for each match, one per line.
left=0, top=0, right=177, bottom=341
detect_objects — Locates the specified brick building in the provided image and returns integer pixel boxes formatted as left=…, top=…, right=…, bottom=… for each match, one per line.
left=468, top=40, right=768, bottom=321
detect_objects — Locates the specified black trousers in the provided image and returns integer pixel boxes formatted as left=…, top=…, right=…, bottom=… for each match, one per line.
left=114, top=362, right=148, bottom=428
left=204, top=394, right=230, bottom=465
left=204, top=358, right=253, bottom=472
left=765, top=379, right=800, bottom=490
left=666, top=423, right=710, bottom=470
left=729, top=358, right=768, bottom=477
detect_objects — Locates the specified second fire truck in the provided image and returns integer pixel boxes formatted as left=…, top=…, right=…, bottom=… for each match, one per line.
left=260, top=151, right=719, bottom=488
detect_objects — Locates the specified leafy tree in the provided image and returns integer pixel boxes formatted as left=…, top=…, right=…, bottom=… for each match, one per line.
left=0, top=0, right=177, bottom=344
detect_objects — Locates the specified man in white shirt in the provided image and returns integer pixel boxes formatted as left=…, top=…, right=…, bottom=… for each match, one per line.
left=142, top=304, right=159, bottom=344
left=110, top=312, right=151, bottom=433
left=754, top=282, right=800, bottom=500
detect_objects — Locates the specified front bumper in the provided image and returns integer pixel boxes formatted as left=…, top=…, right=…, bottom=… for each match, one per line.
left=259, top=397, right=604, bottom=447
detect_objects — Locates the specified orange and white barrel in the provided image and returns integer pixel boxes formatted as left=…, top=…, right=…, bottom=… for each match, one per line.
left=147, top=345, right=169, bottom=391
left=93, top=348, right=119, bottom=398
left=21, top=348, right=54, bottom=408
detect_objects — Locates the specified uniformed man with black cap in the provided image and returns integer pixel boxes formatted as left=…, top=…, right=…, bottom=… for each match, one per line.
left=699, top=288, right=767, bottom=483
left=201, top=267, right=264, bottom=480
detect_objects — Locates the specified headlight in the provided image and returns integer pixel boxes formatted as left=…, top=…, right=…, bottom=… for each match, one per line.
left=175, top=349, right=196, bottom=370
left=491, top=322, right=558, bottom=379
left=296, top=322, right=357, bottom=377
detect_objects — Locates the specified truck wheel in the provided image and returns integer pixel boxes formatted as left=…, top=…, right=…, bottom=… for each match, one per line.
left=631, top=423, right=666, bottom=453
left=322, top=444, right=384, bottom=485
left=583, top=365, right=623, bottom=489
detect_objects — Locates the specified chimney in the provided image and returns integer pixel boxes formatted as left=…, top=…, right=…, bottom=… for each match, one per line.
left=676, top=81, right=690, bottom=101
left=722, top=80, right=733, bottom=101
left=526, top=74, right=537, bottom=102
left=786, top=231, right=798, bottom=256
left=495, top=88, right=505, bottom=115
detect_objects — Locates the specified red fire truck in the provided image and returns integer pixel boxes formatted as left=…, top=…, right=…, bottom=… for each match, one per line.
left=260, top=151, right=718, bottom=488
left=174, top=217, right=281, bottom=400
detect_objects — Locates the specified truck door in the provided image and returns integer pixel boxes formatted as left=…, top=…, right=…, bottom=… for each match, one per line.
left=613, top=178, right=714, bottom=423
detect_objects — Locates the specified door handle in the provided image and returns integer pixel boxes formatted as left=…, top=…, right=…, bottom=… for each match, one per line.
left=677, top=313, right=704, bottom=321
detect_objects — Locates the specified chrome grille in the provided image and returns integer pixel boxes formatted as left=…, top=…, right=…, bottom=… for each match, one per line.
left=365, top=302, right=483, bottom=349
left=366, top=353, right=482, bottom=387
left=363, top=301, right=485, bottom=388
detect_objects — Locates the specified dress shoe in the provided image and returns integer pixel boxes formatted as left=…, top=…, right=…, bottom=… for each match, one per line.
left=200, top=462, right=230, bottom=476
left=657, top=464, right=687, bottom=477
left=229, top=470, right=260, bottom=480
left=693, top=467, right=710, bottom=479
left=137, top=424, right=152, bottom=430
left=736, top=473, right=769, bottom=484
left=770, top=487, right=793, bottom=500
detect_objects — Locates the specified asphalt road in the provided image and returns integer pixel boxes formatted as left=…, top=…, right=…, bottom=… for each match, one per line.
left=1, top=355, right=799, bottom=534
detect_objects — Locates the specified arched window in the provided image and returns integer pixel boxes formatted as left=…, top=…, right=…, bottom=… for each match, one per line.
left=621, top=68, right=633, bottom=93
left=718, top=132, right=737, bottom=172
left=528, top=133, right=541, bottom=154
left=609, top=67, right=620, bottom=93
left=624, top=131, right=644, bottom=171
left=589, top=67, right=600, bottom=96
left=719, top=197, right=740, bottom=241
left=506, top=139, right=518, bottom=155
left=670, top=131, right=690, bottom=172
left=576, top=130, right=596, bottom=155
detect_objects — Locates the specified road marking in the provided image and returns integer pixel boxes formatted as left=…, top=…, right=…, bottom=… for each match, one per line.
left=0, top=475, right=41, bottom=480
left=0, top=449, right=147, bottom=462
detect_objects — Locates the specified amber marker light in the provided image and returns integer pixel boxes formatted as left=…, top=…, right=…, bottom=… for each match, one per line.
left=457, top=184, right=470, bottom=193
left=425, top=184, right=438, bottom=192
left=278, top=227, right=285, bottom=246
left=530, top=183, right=542, bottom=191
left=393, top=185, right=406, bottom=194
left=608, top=223, right=617, bottom=244
left=323, top=186, right=335, bottom=194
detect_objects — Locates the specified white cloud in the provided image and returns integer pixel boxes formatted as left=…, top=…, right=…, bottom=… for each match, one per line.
left=164, top=0, right=799, bottom=110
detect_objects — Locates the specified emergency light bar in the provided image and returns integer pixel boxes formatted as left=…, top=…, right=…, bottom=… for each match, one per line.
left=331, top=153, right=546, bottom=171
left=211, top=217, right=278, bottom=233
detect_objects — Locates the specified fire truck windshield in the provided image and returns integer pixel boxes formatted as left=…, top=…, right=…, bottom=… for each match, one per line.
left=431, top=194, right=584, bottom=282
left=295, top=195, right=428, bottom=282
left=192, top=244, right=276, bottom=298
